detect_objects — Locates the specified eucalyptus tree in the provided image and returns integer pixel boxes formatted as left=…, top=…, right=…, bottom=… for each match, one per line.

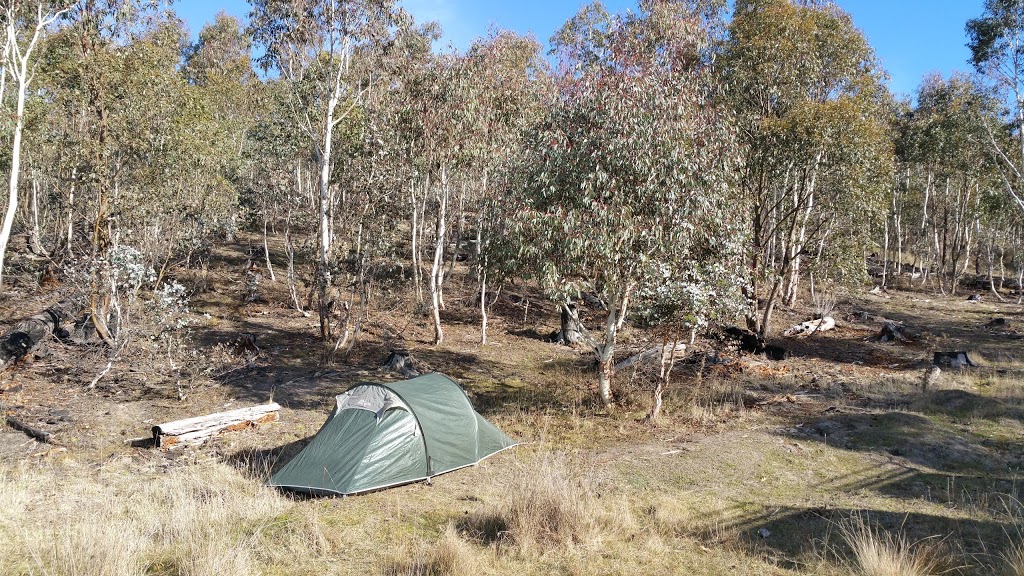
left=968, top=0, right=1024, bottom=213
left=184, top=14, right=258, bottom=264
left=249, top=0, right=416, bottom=342
left=494, top=0, right=743, bottom=407
left=245, top=78, right=315, bottom=310
left=464, top=30, right=552, bottom=345
left=723, top=0, right=893, bottom=337
left=895, top=74, right=1002, bottom=293
left=0, top=0, right=70, bottom=289
left=29, top=0, right=172, bottom=344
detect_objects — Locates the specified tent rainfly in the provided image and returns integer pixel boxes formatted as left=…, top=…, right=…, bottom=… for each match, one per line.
left=269, top=373, right=517, bottom=496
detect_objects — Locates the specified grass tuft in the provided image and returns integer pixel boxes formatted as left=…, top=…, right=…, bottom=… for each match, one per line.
left=839, top=514, right=948, bottom=576
left=460, top=451, right=614, bottom=553
left=1003, top=541, right=1024, bottom=576
left=378, top=524, right=479, bottom=576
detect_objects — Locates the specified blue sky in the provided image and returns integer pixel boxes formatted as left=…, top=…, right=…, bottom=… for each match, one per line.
left=174, top=0, right=985, bottom=99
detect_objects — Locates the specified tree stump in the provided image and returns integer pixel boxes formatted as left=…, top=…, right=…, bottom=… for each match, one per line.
left=985, top=318, right=1011, bottom=330
left=922, top=366, right=941, bottom=391
left=552, top=303, right=585, bottom=345
left=932, top=351, right=978, bottom=369
left=383, top=350, right=420, bottom=378
left=1, top=299, right=78, bottom=371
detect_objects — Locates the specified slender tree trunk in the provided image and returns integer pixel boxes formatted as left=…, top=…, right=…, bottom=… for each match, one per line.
left=479, top=270, right=488, bottom=346
left=429, top=179, right=447, bottom=345
left=410, top=182, right=423, bottom=303
left=263, top=213, right=276, bottom=282
left=988, top=235, right=1005, bottom=301
left=29, top=172, right=45, bottom=256
left=1018, top=267, right=1024, bottom=304
left=66, top=169, right=76, bottom=256
left=882, top=217, right=890, bottom=288
left=317, top=103, right=337, bottom=341
left=648, top=327, right=687, bottom=422
left=616, top=283, right=633, bottom=330
left=477, top=215, right=488, bottom=345
left=0, top=51, right=32, bottom=290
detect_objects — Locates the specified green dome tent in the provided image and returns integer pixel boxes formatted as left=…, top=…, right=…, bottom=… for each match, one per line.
left=269, top=373, right=517, bottom=496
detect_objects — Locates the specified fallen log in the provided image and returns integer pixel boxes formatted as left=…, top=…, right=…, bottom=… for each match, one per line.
left=615, top=343, right=687, bottom=371
left=985, top=318, right=1012, bottom=330
left=5, top=415, right=53, bottom=443
left=0, top=299, right=78, bottom=371
left=152, top=402, right=281, bottom=450
left=783, top=317, right=836, bottom=337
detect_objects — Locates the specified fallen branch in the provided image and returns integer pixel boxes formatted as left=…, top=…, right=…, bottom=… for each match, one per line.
left=5, top=415, right=52, bottom=443
left=152, top=403, right=281, bottom=450
left=87, top=360, right=113, bottom=389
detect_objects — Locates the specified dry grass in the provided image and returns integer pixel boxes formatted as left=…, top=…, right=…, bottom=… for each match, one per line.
left=378, top=524, right=480, bottom=576
left=460, top=451, right=627, bottom=554
left=0, top=457, right=290, bottom=576
left=1004, top=542, right=1024, bottom=576
left=838, top=514, right=949, bottom=576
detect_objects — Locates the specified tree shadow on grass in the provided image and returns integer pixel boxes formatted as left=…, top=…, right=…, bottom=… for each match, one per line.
left=226, top=436, right=310, bottom=483
left=709, top=501, right=1014, bottom=575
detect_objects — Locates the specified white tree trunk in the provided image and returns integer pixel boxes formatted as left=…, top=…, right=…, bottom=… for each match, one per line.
left=66, top=171, right=76, bottom=256
left=263, top=214, right=276, bottom=282
left=410, top=183, right=422, bottom=303
left=317, top=94, right=337, bottom=340
left=0, top=48, right=30, bottom=289
left=430, top=181, right=448, bottom=345
left=0, top=6, right=68, bottom=287
left=595, top=293, right=621, bottom=407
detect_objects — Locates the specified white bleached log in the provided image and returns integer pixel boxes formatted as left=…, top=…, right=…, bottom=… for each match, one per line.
left=152, top=403, right=280, bottom=450
left=783, top=317, right=836, bottom=337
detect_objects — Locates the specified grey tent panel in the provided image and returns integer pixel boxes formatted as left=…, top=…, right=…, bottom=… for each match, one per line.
left=269, top=373, right=516, bottom=496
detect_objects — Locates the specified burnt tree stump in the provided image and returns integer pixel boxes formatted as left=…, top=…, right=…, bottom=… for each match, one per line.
left=383, top=350, right=420, bottom=378
left=0, top=299, right=78, bottom=371
left=933, top=351, right=978, bottom=369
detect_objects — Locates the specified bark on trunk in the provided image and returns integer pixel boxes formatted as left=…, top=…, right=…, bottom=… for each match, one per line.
left=410, top=183, right=422, bottom=303
left=28, top=174, right=46, bottom=257
left=594, top=295, right=621, bottom=408
left=479, top=271, right=488, bottom=346
left=556, top=302, right=584, bottom=345
left=317, top=88, right=339, bottom=341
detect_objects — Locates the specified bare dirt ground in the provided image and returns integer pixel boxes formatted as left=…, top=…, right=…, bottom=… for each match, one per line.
left=1, top=238, right=1022, bottom=575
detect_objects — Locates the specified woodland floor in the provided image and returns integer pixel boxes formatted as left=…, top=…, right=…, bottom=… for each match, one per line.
left=0, top=234, right=1023, bottom=575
